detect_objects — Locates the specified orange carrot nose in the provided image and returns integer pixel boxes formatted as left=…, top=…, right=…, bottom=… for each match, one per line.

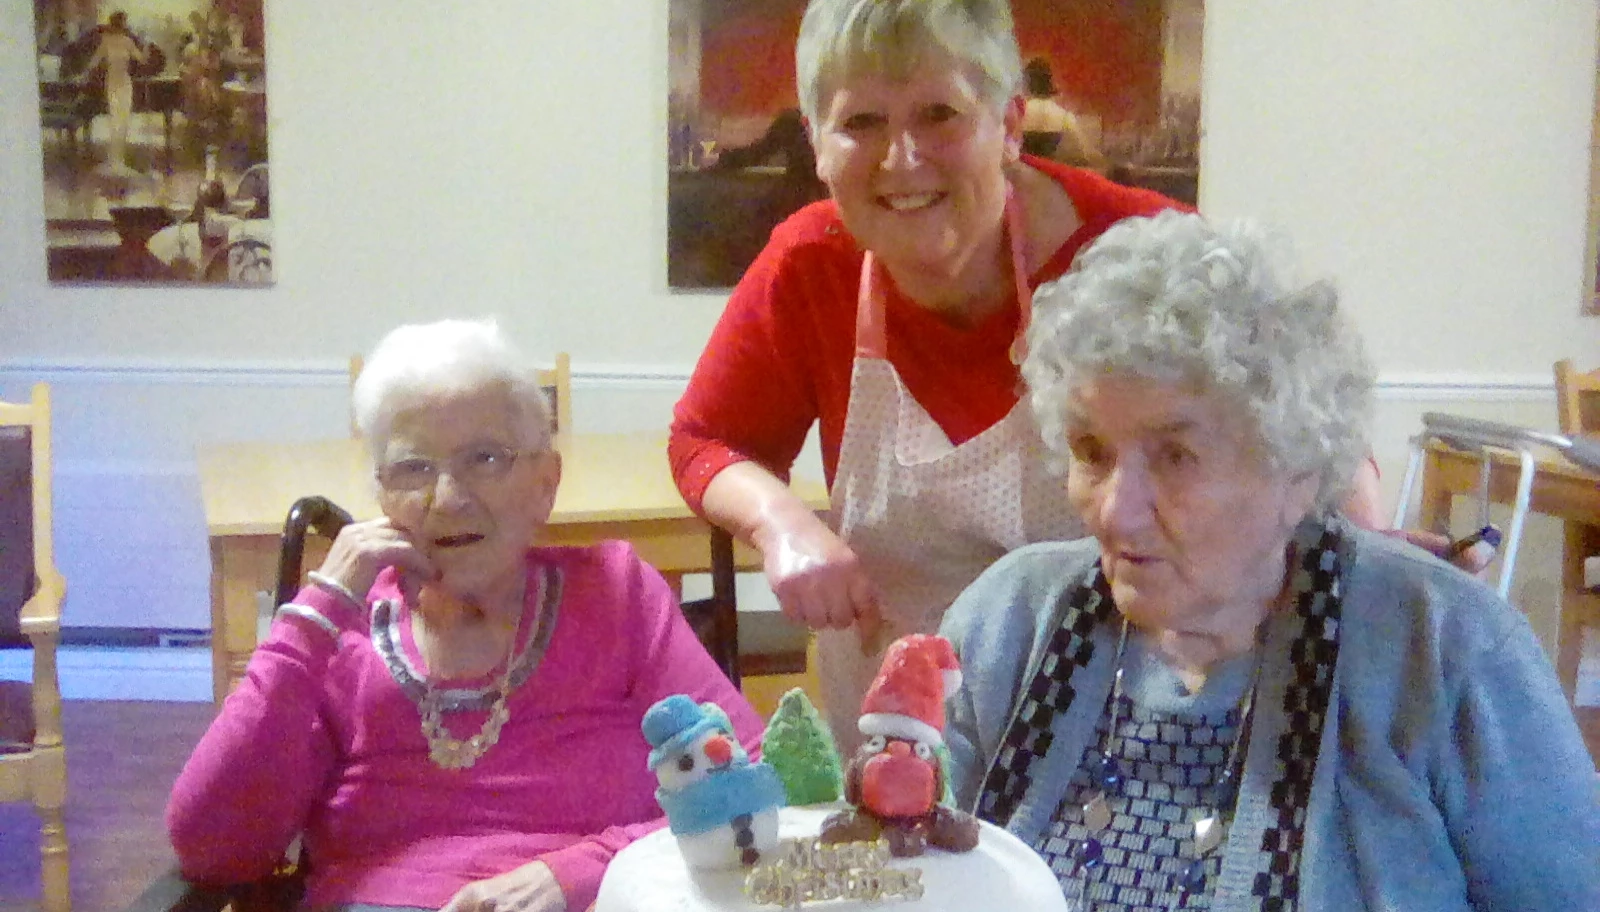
left=704, top=734, right=733, bottom=767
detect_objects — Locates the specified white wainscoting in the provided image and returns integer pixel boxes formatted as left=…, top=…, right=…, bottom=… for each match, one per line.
left=4, top=361, right=1587, bottom=701
left=0, top=646, right=212, bottom=702
left=1, top=360, right=699, bottom=631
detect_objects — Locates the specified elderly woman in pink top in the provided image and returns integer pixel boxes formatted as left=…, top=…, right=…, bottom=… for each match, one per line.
left=168, top=318, right=761, bottom=912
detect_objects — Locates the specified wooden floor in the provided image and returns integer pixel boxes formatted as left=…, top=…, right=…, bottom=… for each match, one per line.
left=0, top=701, right=215, bottom=912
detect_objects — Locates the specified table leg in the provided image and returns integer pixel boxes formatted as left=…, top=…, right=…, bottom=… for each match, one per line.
left=210, top=535, right=277, bottom=704
left=1418, top=452, right=1454, bottom=534
left=1560, top=520, right=1600, bottom=767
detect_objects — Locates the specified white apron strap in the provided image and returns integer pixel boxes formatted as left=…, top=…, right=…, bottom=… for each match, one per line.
left=855, top=187, right=1032, bottom=360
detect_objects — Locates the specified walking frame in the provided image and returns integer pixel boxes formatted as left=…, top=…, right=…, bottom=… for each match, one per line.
left=1391, top=413, right=1600, bottom=601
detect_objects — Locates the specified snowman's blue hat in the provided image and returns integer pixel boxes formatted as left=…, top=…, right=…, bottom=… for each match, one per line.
left=642, top=694, right=735, bottom=770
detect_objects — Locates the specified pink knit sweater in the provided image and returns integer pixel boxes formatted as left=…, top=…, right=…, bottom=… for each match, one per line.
left=167, top=541, right=763, bottom=911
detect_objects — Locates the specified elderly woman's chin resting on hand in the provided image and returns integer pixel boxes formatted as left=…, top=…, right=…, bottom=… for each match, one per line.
left=938, top=212, right=1600, bottom=911
left=165, top=318, right=762, bottom=912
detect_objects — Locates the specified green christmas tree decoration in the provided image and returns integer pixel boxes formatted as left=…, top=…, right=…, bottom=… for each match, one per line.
left=761, top=688, right=844, bottom=805
left=934, top=738, right=955, bottom=806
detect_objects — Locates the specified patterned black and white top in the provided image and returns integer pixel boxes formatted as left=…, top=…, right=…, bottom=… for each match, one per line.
left=1035, top=640, right=1255, bottom=911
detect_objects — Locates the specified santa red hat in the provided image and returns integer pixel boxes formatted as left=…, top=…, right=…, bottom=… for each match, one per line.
left=857, top=634, right=963, bottom=746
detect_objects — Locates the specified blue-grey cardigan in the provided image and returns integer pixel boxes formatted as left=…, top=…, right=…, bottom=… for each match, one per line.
left=940, top=524, right=1599, bottom=910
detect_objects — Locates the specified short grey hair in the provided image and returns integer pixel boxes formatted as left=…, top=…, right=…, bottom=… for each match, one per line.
left=795, top=0, right=1023, bottom=126
left=352, top=318, right=553, bottom=462
left=1022, top=211, right=1375, bottom=516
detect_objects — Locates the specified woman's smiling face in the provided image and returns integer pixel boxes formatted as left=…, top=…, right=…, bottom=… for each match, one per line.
left=1063, top=374, right=1317, bottom=638
left=376, top=387, right=559, bottom=605
left=811, top=55, right=1019, bottom=282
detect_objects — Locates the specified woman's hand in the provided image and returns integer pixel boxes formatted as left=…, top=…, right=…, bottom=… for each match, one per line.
left=1343, top=458, right=1493, bottom=577
left=315, top=517, right=434, bottom=607
left=439, top=860, right=565, bottom=912
left=755, top=513, right=882, bottom=639
left=1385, top=528, right=1496, bottom=576
left=701, top=462, right=883, bottom=642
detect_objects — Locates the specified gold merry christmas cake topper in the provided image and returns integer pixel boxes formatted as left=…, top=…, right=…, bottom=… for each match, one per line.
left=743, top=836, right=925, bottom=908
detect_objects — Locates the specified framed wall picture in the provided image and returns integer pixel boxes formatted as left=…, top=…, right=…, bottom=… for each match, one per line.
left=1586, top=44, right=1600, bottom=316
left=665, top=0, right=1204, bottom=290
left=33, top=0, right=272, bottom=285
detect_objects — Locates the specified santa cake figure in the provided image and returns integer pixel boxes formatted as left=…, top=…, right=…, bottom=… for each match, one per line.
left=642, top=694, right=786, bottom=869
left=819, top=634, right=980, bottom=857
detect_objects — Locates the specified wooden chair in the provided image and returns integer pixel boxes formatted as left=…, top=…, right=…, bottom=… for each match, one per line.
left=347, top=354, right=364, bottom=438
left=1554, top=359, right=1600, bottom=762
left=540, top=352, right=573, bottom=452
left=347, top=352, right=572, bottom=450
left=679, top=528, right=741, bottom=687
left=0, top=383, right=70, bottom=912
left=1554, top=358, right=1600, bottom=436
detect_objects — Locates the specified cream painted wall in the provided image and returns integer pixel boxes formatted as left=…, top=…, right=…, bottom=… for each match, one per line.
left=4, top=2, right=1597, bottom=370
left=1, top=1, right=1598, bottom=638
left=1202, top=0, right=1600, bottom=369
left=1, top=0, right=731, bottom=368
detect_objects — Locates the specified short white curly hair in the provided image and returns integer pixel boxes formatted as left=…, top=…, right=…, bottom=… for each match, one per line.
left=795, top=0, right=1023, bottom=127
left=351, top=318, right=552, bottom=463
left=1022, top=211, right=1375, bottom=516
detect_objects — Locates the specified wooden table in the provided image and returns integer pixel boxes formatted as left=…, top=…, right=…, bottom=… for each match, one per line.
left=197, top=432, right=826, bottom=703
left=1418, top=440, right=1600, bottom=763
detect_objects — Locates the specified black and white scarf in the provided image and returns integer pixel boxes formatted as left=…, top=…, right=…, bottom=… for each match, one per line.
left=976, top=520, right=1346, bottom=912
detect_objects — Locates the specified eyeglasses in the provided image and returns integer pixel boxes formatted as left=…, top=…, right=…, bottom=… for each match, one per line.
left=376, top=444, right=536, bottom=492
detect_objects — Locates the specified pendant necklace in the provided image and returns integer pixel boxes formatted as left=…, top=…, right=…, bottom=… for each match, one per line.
left=1068, top=616, right=1264, bottom=911
left=416, top=592, right=527, bottom=771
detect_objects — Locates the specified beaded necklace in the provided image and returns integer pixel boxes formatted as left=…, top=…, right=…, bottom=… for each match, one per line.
left=415, top=591, right=526, bottom=771
left=1068, top=617, right=1263, bottom=911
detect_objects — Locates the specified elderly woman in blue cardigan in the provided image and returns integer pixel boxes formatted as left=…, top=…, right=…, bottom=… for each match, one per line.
left=940, top=211, right=1599, bottom=911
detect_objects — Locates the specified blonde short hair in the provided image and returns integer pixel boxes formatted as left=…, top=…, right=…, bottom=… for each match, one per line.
left=796, top=0, right=1023, bottom=126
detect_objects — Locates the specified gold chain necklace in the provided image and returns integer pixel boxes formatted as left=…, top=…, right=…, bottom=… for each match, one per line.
left=416, top=594, right=525, bottom=771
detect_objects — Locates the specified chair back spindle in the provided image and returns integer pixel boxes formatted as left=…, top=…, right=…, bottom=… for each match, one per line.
left=0, top=383, right=69, bottom=912
left=1554, top=358, right=1600, bottom=435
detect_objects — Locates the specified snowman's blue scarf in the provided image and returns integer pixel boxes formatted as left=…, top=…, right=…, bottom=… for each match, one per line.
left=656, top=762, right=786, bottom=835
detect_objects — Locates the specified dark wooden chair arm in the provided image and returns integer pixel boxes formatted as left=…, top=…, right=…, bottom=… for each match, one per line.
left=126, top=866, right=305, bottom=912
left=123, top=868, right=238, bottom=912
left=678, top=526, right=741, bottom=687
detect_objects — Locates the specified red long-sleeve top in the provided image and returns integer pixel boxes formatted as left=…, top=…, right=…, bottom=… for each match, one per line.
left=669, top=159, right=1184, bottom=512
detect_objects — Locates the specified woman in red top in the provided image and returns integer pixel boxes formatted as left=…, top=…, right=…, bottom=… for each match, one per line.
left=669, top=0, right=1465, bottom=750
left=668, top=0, right=1184, bottom=751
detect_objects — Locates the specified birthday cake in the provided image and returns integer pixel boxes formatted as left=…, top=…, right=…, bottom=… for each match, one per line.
left=593, top=803, right=1069, bottom=911
left=596, top=636, right=1069, bottom=911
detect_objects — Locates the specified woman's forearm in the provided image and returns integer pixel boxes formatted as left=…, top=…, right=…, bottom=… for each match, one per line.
left=166, top=588, right=350, bottom=882
left=700, top=460, right=830, bottom=551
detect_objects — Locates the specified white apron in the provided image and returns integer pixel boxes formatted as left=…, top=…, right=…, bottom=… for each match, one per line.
left=817, top=194, right=1084, bottom=751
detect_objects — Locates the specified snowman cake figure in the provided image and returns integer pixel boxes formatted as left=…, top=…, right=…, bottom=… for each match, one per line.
left=642, top=695, right=786, bottom=869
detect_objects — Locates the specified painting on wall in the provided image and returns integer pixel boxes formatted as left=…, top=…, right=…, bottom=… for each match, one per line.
left=666, top=0, right=1204, bottom=289
left=1588, top=51, right=1600, bottom=316
left=33, top=0, right=271, bottom=285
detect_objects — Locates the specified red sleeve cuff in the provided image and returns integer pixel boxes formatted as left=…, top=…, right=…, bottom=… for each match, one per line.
left=668, top=433, right=757, bottom=515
